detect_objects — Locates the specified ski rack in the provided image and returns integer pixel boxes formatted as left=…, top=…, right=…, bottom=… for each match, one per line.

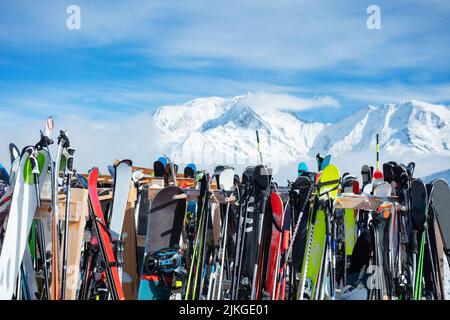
left=335, top=192, right=406, bottom=211
left=79, top=173, right=198, bottom=189
left=134, top=187, right=235, bottom=248
left=34, top=171, right=139, bottom=300
left=34, top=187, right=89, bottom=300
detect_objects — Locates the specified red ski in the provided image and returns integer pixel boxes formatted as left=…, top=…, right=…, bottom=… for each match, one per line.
left=266, top=192, right=284, bottom=299
left=88, top=167, right=125, bottom=300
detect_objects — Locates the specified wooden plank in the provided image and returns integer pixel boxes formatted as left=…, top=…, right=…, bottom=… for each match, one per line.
left=35, top=200, right=52, bottom=220
left=136, top=235, right=146, bottom=247
left=335, top=193, right=382, bottom=210
left=131, top=165, right=154, bottom=176
left=122, top=183, right=139, bottom=299
left=98, top=194, right=113, bottom=202
left=335, top=193, right=404, bottom=211
left=58, top=193, right=85, bottom=222
left=136, top=176, right=197, bottom=188
left=80, top=173, right=113, bottom=185
left=60, top=188, right=89, bottom=300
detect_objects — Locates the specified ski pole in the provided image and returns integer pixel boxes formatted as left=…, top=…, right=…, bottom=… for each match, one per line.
left=376, top=134, right=379, bottom=171
left=232, top=180, right=251, bottom=299
left=36, top=220, right=50, bottom=299
left=277, top=183, right=314, bottom=300
left=185, top=202, right=204, bottom=299
left=50, top=131, right=68, bottom=300
left=256, top=130, right=263, bottom=164
left=61, top=146, right=75, bottom=300
left=188, top=173, right=212, bottom=299
left=217, top=194, right=234, bottom=299
left=298, top=206, right=317, bottom=300
left=250, top=167, right=270, bottom=300
left=321, top=198, right=336, bottom=299
left=196, top=176, right=214, bottom=299
left=415, top=191, right=429, bottom=300
left=230, top=182, right=244, bottom=299
left=206, top=253, right=217, bottom=300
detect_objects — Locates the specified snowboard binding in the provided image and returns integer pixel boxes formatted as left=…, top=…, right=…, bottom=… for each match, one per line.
left=144, top=247, right=183, bottom=275
left=112, top=238, right=126, bottom=268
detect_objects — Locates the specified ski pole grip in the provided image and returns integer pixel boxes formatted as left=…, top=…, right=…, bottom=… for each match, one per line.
left=67, top=157, right=74, bottom=173
left=65, top=147, right=75, bottom=172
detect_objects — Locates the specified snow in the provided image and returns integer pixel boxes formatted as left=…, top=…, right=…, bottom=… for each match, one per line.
left=153, top=94, right=325, bottom=169
left=312, top=101, right=450, bottom=157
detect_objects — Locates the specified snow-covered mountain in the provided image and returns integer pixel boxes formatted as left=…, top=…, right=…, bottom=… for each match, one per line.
left=154, top=93, right=325, bottom=166
left=153, top=93, right=450, bottom=172
left=312, top=100, right=450, bottom=156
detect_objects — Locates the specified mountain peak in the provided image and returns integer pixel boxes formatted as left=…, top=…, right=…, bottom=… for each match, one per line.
left=201, top=102, right=269, bottom=132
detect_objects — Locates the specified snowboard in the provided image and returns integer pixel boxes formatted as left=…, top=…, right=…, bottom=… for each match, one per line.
left=298, top=162, right=309, bottom=176
left=341, top=174, right=358, bottom=267
left=153, top=157, right=167, bottom=177
left=184, top=163, right=196, bottom=178
left=109, top=159, right=133, bottom=240
left=108, top=160, right=133, bottom=285
left=138, top=186, right=186, bottom=300
left=410, top=179, right=428, bottom=299
left=320, top=154, right=332, bottom=171
left=429, top=179, right=450, bottom=266
left=298, top=164, right=340, bottom=300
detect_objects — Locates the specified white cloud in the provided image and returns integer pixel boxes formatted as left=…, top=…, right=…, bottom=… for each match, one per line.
left=327, top=83, right=450, bottom=106
left=1, top=1, right=450, bottom=73
left=237, top=92, right=340, bottom=112
left=0, top=112, right=164, bottom=175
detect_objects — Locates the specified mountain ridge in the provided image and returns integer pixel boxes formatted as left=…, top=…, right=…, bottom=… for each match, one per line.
left=152, top=94, right=450, bottom=168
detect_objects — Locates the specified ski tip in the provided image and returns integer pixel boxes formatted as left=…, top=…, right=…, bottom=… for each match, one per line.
left=157, top=156, right=168, bottom=166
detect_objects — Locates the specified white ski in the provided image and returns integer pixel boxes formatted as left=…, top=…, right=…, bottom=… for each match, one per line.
left=109, top=159, right=132, bottom=284
left=109, top=160, right=132, bottom=240
left=0, top=147, right=50, bottom=299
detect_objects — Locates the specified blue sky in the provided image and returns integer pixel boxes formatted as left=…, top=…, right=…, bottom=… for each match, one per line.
left=1, top=0, right=450, bottom=124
